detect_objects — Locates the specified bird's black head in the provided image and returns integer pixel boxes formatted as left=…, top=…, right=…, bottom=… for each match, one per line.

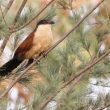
left=37, top=19, right=54, bottom=25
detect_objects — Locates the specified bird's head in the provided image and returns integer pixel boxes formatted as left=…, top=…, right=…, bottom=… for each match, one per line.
left=37, top=19, right=55, bottom=25
left=34, top=19, right=54, bottom=32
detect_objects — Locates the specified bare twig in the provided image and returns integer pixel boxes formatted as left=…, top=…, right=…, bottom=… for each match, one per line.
left=0, top=0, right=105, bottom=101
left=3, top=0, right=15, bottom=15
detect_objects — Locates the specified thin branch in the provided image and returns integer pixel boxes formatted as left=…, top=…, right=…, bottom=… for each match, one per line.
left=3, top=0, right=15, bottom=15
left=0, top=0, right=105, bottom=101
left=12, top=0, right=27, bottom=26
left=9, top=0, right=56, bottom=33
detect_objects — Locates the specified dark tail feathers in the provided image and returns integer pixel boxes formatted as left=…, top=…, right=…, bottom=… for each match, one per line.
left=0, top=57, right=23, bottom=76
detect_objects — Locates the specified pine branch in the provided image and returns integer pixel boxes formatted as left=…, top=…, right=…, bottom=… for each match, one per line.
left=9, top=0, right=56, bottom=33
left=0, top=0, right=55, bottom=56
left=39, top=50, right=110, bottom=110
left=0, top=0, right=105, bottom=102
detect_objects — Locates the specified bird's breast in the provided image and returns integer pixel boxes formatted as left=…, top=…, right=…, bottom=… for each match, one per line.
left=25, top=25, right=53, bottom=59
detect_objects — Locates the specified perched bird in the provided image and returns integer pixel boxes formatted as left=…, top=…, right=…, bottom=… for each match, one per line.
left=0, top=19, right=54, bottom=76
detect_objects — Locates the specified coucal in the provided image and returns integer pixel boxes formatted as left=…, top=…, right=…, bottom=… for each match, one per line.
left=0, top=19, right=54, bottom=76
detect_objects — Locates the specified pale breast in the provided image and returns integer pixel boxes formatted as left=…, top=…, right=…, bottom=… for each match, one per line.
left=25, top=24, right=53, bottom=59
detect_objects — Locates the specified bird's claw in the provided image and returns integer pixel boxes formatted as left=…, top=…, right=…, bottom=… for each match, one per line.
left=41, top=52, right=47, bottom=57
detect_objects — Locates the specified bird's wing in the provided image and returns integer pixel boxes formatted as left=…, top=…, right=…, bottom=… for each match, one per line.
left=14, top=32, right=35, bottom=58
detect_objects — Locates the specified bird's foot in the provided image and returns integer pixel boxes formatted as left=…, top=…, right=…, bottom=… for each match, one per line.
left=40, top=51, right=47, bottom=57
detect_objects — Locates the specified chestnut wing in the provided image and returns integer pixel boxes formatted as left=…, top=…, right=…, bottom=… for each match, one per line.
left=14, top=32, right=34, bottom=58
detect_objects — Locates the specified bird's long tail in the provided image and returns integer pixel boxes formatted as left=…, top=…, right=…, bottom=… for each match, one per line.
left=0, top=57, right=23, bottom=76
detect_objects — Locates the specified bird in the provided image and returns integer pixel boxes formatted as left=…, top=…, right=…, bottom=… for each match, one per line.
left=0, top=19, right=54, bottom=76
